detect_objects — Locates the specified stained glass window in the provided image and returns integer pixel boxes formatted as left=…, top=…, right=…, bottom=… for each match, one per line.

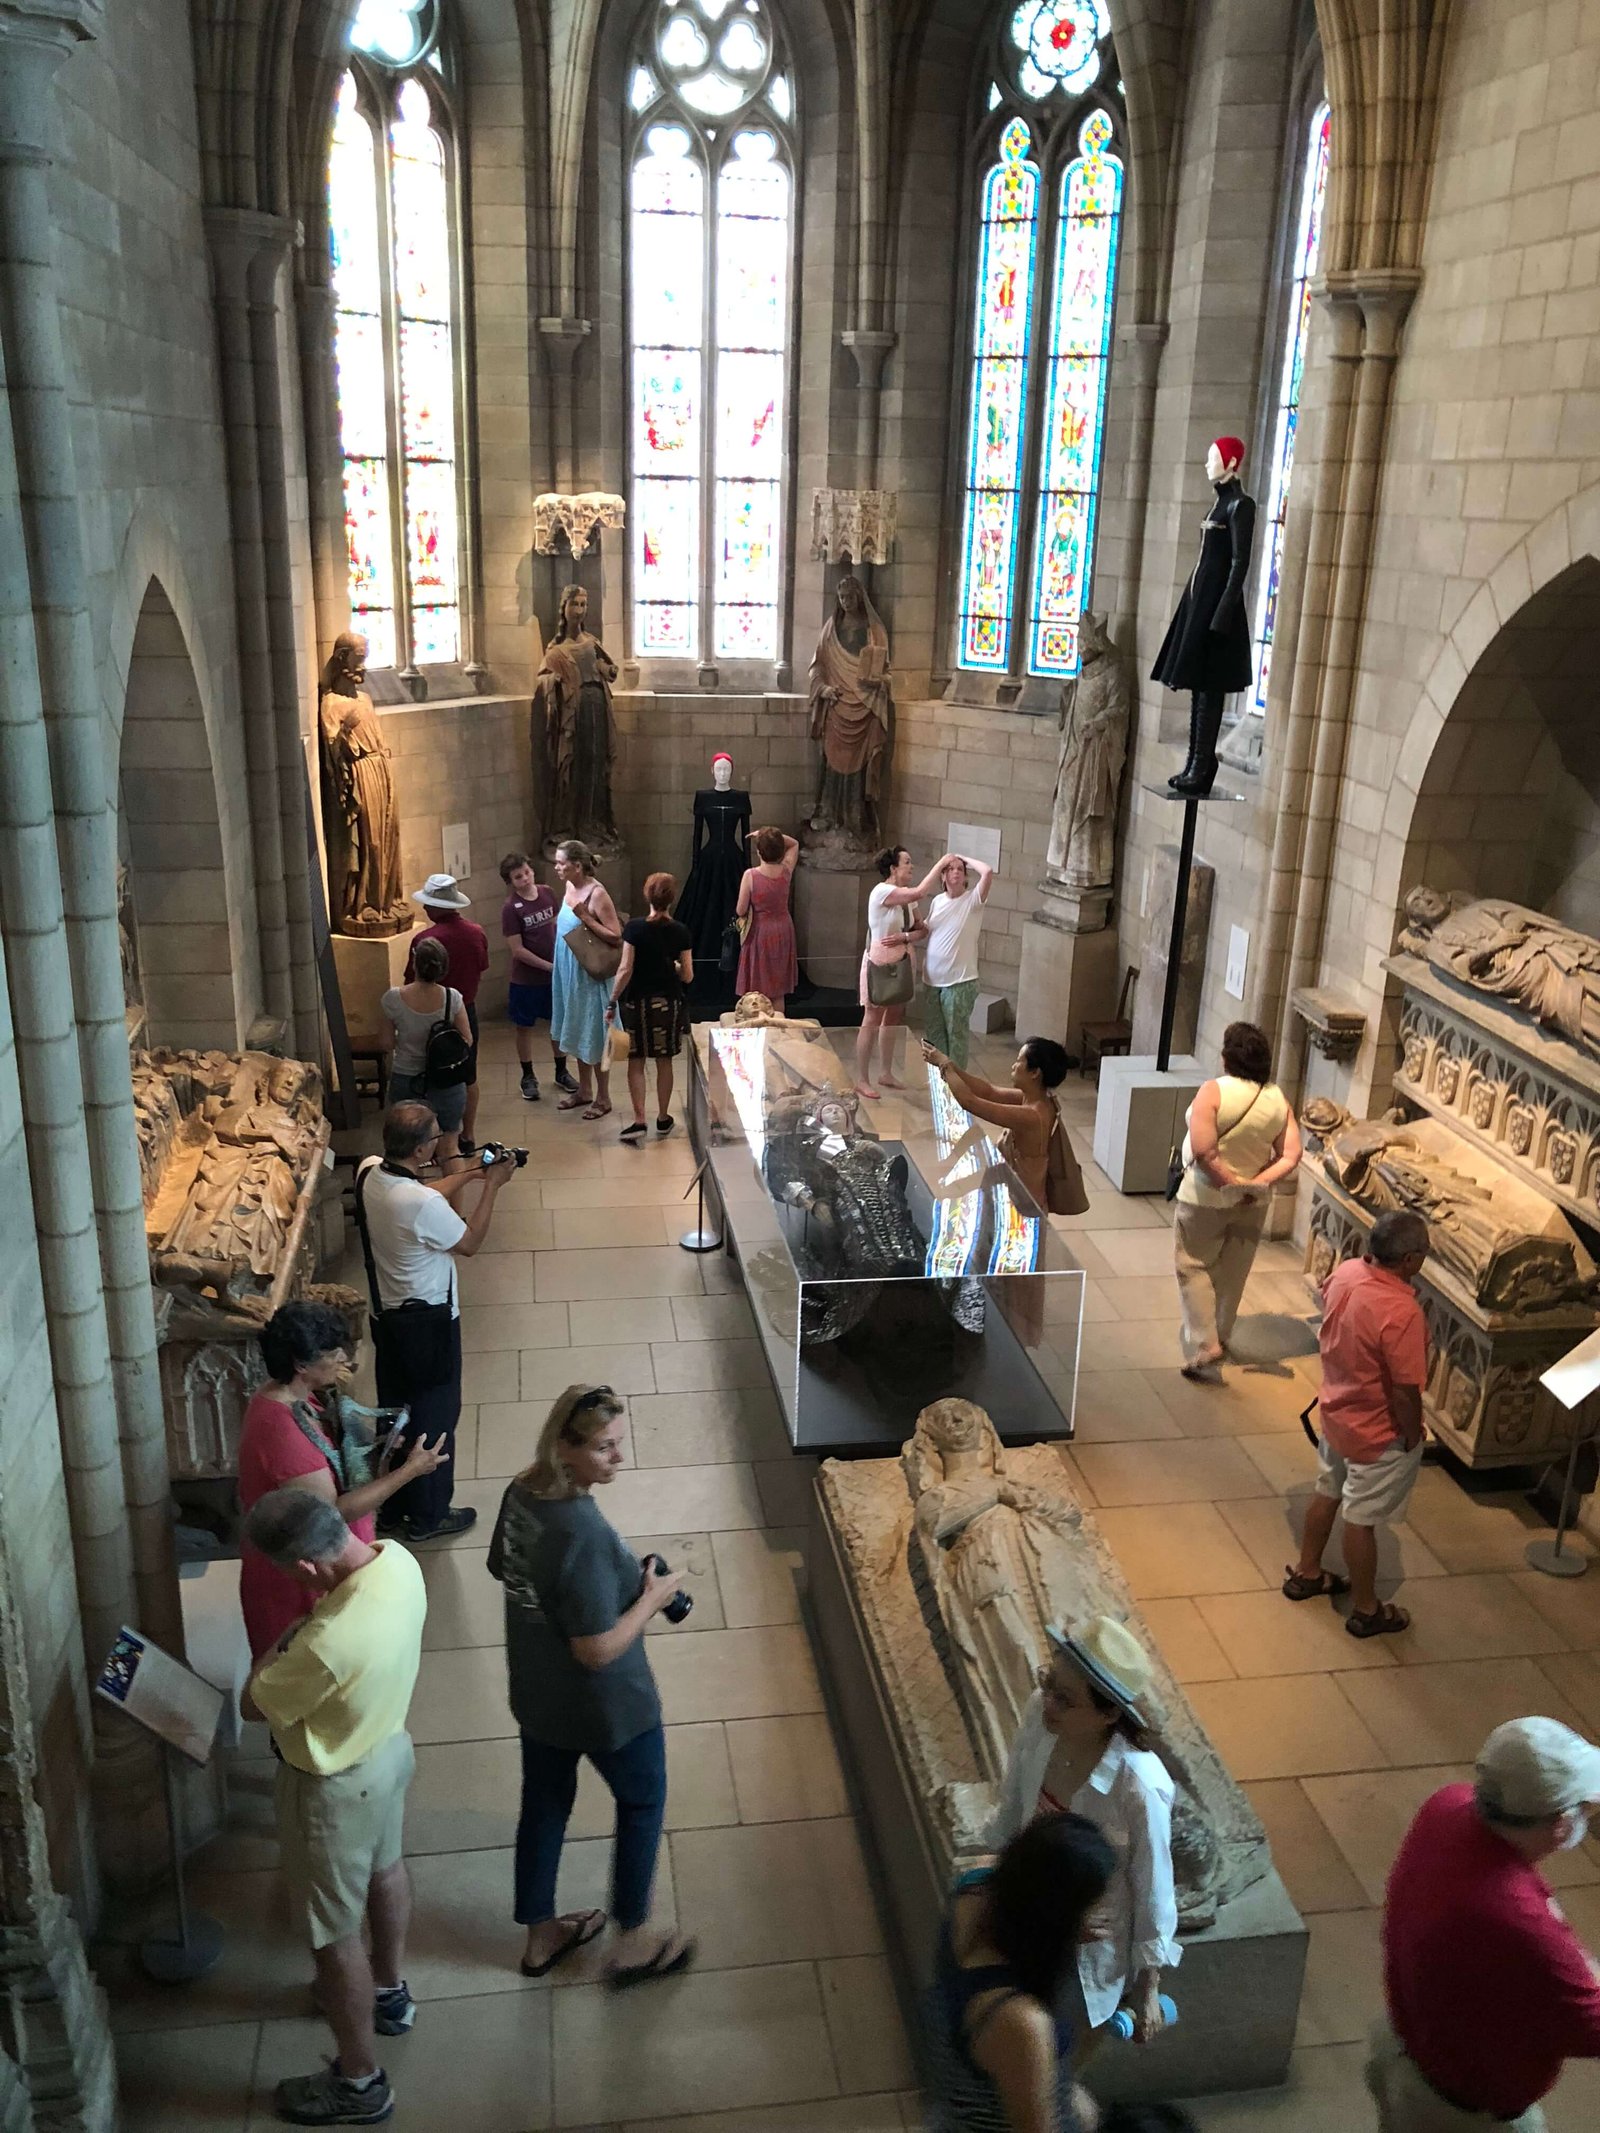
left=1027, top=110, right=1121, bottom=676
left=956, top=119, right=1040, bottom=672
left=629, top=0, right=792, bottom=666
left=1251, top=101, right=1331, bottom=712
left=955, top=12, right=1122, bottom=682
left=329, top=40, right=463, bottom=670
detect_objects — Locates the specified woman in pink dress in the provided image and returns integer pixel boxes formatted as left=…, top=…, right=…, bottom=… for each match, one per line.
left=237, top=1300, right=447, bottom=1659
left=735, top=826, right=800, bottom=1002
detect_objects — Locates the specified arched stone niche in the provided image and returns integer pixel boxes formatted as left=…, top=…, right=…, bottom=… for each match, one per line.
left=118, top=580, right=239, bottom=1052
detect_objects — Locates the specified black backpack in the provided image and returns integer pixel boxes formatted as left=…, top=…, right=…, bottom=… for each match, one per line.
left=423, top=987, right=471, bottom=1088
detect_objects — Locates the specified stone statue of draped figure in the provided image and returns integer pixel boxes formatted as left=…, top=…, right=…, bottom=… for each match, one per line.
left=533, top=582, right=619, bottom=852
left=1399, top=888, right=1600, bottom=1061
left=318, top=632, right=410, bottom=938
left=1046, top=611, right=1130, bottom=892
left=804, top=574, right=893, bottom=863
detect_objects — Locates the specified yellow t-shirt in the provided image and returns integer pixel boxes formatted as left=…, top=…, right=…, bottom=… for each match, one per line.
left=253, top=1540, right=426, bottom=1775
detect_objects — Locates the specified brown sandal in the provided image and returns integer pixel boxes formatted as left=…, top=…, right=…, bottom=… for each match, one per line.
left=1281, top=1568, right=1351, bottom=1603
left=1346, top=1602, right=1410, bottom=1639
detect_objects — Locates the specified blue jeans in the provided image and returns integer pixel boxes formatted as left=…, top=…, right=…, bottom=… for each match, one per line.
left=514, top=1724, right=667, bottom=1930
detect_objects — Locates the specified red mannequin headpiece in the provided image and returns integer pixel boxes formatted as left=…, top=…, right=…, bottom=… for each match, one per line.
left=1212, top=436, right=1246, bottom=475
left=711, top=752, right=733, bottom=770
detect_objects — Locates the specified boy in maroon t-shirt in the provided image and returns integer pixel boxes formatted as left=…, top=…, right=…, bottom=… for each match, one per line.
left=498, top=852, right=571, bottom=1100
left=404, top=873, right=490, bottom=1149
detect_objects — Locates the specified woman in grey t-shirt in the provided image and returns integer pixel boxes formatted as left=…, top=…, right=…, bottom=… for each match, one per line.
left=486, top=1385, right=695, bottom=1985
left=381, top=934, right=474, bottom=1160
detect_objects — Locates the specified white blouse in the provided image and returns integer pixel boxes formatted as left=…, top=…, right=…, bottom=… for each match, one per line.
left=987, top=1690, right=1181, bottom=2029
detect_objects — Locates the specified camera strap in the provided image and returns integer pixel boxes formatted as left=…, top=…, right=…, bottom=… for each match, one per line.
left=353, top=1159, right=386, bottom=1321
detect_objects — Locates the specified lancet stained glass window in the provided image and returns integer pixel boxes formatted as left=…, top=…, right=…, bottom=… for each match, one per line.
left=1251, top=101, right=1331, bottom=712
left=629, top=0, right=793, bottom=666
left=955, top=1, right=1121, bottom=682
left=329, top=31, right=464, bottom=671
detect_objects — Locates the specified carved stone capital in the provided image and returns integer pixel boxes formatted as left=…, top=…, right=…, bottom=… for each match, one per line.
left=1290, top=986, right=1367, bottom=1062
left=203, top=207, right=299, bottom=307
left=532, top=490, right=625, bottom=557
left=537, top=315, right=591, bottom=378
left=0, top=0, right=101, bottom=159
left=810, top=487, right=897, bottom=565
left=839, top=327, right=895, bottom=392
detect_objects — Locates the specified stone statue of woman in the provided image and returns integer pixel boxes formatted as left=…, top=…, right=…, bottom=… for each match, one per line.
left=318, top=632, right=410, bottom=938
left=804, top=574, right=893, bottom=863
left=533, top=583, right=619, bottom=852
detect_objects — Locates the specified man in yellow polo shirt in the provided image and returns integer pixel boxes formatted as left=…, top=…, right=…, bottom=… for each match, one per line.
left=243, top=1488, right=426, bottom=2127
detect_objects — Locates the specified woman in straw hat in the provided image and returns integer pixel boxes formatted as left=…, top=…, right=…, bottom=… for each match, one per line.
left=988, top=1616, right=1180, bottom=2055
left=487, top=1385, right=695, bottom=1987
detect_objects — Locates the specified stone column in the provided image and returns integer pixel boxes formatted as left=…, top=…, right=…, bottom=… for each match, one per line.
left=1107, top=320, right=1168, bottom=650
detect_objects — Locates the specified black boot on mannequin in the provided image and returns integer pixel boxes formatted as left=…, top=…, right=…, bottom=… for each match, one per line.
left=1168, top=690, right=1226, bottom=797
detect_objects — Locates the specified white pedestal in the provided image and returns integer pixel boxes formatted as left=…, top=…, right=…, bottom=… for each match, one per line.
left=1016, top=918, right=1119, bottom=1053
left=794, top=862, right=875, bottom=994
left=1093, top=1052, right=1204, bottom=1195
left=971, top=991, right=1014, bottom=1036
left=331, top=927, right=416, bottom=1047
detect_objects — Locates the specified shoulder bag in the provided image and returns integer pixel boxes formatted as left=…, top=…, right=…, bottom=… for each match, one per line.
left=1166, top=1081, right=1267, bottom=1202
left=566, top=898, right=623, bottom=982
left=1044, top=1103, right=1090, bottom=1217
left=866, top=905, right=915, bottom=1009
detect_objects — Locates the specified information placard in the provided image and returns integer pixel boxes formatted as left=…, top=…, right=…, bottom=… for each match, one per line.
left=94, top=1627, right=223, bottom=1767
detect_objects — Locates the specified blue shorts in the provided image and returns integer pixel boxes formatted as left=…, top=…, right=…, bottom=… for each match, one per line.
left=508, top=981, right=553, bottom=1029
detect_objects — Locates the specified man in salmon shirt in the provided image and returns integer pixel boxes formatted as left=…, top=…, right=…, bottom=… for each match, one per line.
left=1370, top=1717, right=1600, bottom=2129
left=1283, top=1209, right=1429, bottom=1640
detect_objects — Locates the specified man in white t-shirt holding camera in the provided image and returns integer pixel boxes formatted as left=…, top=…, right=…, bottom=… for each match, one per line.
left=921, top=852, right=996, bottom=1068
left=355, top=1101, right=514, bottom=1541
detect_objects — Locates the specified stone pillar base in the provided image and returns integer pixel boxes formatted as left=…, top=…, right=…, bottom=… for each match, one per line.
left=331, top=926, right=416, bottom=1048
left=1092, top=1052, right=1205, bottom=1195
left=794, top=862, right=875, bottom=996
left=1037, top=875, right=1112, bottom=934
left=1016, top=918, right=1119, bottom=1055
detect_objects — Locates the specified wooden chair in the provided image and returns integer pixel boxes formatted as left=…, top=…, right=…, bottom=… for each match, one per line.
left=1081, top=967, right=1137, bottom=1081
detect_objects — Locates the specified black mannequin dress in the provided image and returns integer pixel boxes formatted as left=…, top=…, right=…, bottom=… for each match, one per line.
left=1152, top=477, right=1256, bottom=795
left=675, top=786, right=751, bottom=1008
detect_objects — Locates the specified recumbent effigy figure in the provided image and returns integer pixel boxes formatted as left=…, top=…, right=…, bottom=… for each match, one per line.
left=1399, top=886, right=1600, bottom=1061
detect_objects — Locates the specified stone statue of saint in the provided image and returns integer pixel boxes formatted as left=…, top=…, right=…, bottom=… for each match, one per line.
left=903, top=1398, right=1082, bottom=1781
left=318, top=633, right=410, bottom=938
left=804, top=574, right=893, bottom=863
left=1046, top=610, right=1130, bottom=893
left=534, top=583, right=619, bottom=852
left=1399, top=887, right=1600, bottom=1060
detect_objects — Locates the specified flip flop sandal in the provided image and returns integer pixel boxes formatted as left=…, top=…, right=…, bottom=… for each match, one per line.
left=1281, top=1568, right=1352, bottom=1603
left=1346, top=1603, right=1410, bottom=1639
left=583, top=1103, right=612, bottom=1120
left=557, top=1093, right=588, bottom=1111
left=607, top=1934, right=696, bottom=1992
left=520, top=1910, right=606, bottom=1978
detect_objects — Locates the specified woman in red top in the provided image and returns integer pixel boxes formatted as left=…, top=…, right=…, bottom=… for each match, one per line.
left=237, top=1300, right=447, bottom=1658
left=734, top=826, right=799, bottom=1003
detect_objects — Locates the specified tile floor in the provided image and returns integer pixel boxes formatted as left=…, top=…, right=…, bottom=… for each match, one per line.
left=108, top=1026, right=1600, bottom=2130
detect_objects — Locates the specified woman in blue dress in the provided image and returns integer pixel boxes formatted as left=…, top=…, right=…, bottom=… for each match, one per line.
left=925, top=1813, right=1114, bottom=2133
left=551, top=839, right=621, bottom=1119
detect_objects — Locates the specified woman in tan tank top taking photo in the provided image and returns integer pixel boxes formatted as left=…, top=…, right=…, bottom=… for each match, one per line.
left=1172, top=1021, right=1301, bottom=1381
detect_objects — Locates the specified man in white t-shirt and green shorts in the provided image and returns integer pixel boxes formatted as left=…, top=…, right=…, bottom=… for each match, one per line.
left=921, top=854, right=995, bottom=1068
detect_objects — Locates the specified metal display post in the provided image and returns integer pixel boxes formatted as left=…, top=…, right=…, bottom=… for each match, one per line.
left=140, top=1740, right=225, bottom=1982
left=679, top=1157, right=723, bottom=1254
left=1156, top=792, right=1200, bottom=1074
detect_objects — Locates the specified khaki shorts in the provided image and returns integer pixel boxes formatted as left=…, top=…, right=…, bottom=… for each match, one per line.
left=276, top=1729, right=415, bottom=1949
left=1314, top=1436, right=1423, bottom=1528
left=1365, top=2019, right=1546, bottom=2129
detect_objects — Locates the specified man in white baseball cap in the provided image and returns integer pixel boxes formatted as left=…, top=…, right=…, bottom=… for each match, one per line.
left=1368, top=1716, right=1600, bottom=2128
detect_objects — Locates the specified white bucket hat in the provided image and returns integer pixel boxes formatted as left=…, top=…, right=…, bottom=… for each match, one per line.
left=1045, top=1615, right=1154, bottom=1730
left=412, top=872, right=470, bottom=910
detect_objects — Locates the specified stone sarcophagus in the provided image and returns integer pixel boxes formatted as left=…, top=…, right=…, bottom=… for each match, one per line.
left=136, top=1048, right=356, bottom=1479
left=809, top=1401, right=1306, bottom=2101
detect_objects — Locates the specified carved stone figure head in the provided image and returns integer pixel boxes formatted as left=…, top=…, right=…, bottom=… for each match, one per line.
left=911, top=1397, right=1000, bottom=1477
left=836, top=573, right=866, bottom=619
left=323, top=631, right=368, bottom=694
left=1403, top=883, right=1453, bottom=935
left=1077, top=610, right=1112, bottom=664
left=554, top=583, right=589, bottom=641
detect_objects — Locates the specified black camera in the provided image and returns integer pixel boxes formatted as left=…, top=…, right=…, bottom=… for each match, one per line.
left=644, top=1553, right=693, bottom=1623
left=478, top=1141, right=529, bottom=1169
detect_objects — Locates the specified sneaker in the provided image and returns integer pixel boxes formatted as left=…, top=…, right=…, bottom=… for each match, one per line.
left=275, top=2062, right=394, bottom=2125
left=457, top=1136, right=477, bottom=1157
left=554, top=1062, right=579, bottom=1094
left=405, top=1505, right=478, bottom=1543
left=520, top=1067, right=540, bottom=1102
left=375, top=1510, right=406, bottom=1540
left=373, top=1981, right=416, bottom=2036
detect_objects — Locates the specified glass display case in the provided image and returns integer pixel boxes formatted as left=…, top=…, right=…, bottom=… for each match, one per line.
left=687, top=1020, right=1085, bottom=1454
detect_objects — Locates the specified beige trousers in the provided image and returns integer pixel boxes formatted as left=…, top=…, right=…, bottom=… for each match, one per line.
left=1365, top=2021, right=1546, bottom=2131
left=1173, top=1196, right=1268, bottom=1362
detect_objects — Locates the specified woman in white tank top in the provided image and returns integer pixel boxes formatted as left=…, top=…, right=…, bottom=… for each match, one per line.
left=1172, top=1021, right=1301, bottom=1379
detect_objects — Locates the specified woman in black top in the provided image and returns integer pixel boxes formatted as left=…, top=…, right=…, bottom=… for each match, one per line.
left=608, top=871, right=693, bottom=1141
left=486, top=1384, right=694, bottom=1986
